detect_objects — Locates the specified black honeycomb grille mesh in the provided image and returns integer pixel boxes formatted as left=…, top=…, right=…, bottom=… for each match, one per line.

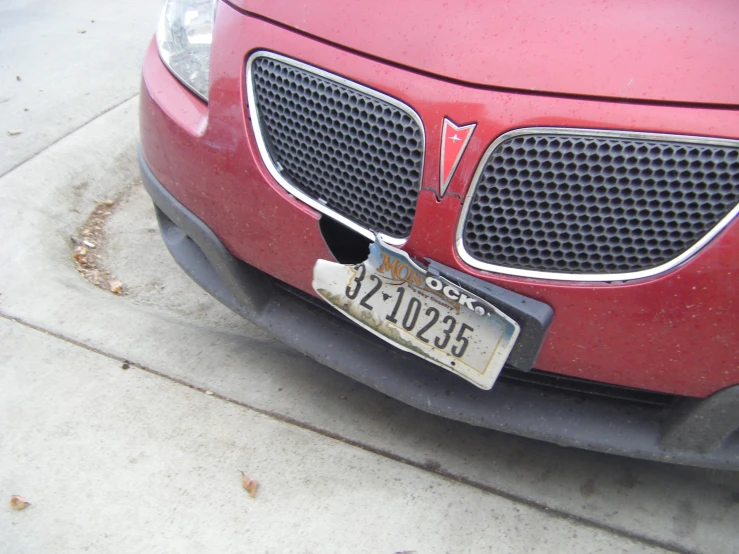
left=462, top=132, right=739, bottom=275
left=250, top=56, right=424, bottom=238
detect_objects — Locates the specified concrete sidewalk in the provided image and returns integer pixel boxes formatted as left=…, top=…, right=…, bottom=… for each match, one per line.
left=0, top=0, right=160, bottom=175
left=1, top=317, right=664, bottom=553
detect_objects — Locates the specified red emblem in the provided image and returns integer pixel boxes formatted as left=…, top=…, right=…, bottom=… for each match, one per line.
left=440, top=118, right=476, bottom=197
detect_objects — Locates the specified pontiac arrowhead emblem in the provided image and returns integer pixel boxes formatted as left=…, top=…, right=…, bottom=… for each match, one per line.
left=440, top=118, right=476, bottom=197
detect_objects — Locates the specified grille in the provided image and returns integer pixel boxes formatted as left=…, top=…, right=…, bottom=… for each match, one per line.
left=249, top=54, right=424, bottom=239
left=461, top=129, right=739, bottom=276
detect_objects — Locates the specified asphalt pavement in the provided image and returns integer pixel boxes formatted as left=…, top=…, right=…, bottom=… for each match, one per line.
left=1, top=1, right=738, bottom=553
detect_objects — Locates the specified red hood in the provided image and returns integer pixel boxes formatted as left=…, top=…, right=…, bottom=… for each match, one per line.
left=234, top=0, right=739, bottom=107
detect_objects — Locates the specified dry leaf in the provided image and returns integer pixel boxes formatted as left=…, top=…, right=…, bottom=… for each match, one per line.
left=7, top=130, right=22, bottom=136
left=72, top=200, right=124, bottom=293
left=239, top=471, right=258, bottom=498
left=73, top=246, right=89, bottom=266
left=10, top=496, right=31, bottom=511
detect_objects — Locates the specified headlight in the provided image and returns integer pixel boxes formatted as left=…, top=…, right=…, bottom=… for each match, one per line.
left=156, top=0, right=217, bottom=101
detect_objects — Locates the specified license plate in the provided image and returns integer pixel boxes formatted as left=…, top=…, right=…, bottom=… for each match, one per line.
left=312, top=239, right=520, bottom=390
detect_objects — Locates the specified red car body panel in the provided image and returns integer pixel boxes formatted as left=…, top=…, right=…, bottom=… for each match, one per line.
left=140, top=2, right=739, bottom=398
left=234, top=0, right=739, bottom=106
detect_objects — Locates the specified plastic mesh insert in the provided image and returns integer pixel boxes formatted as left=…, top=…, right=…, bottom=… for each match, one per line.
left=250, top=55, right=424, bottom=238
left=462, top=132, right=739, bottom=274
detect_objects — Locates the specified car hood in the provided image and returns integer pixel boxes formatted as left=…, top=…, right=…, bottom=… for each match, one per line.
left=235, top=0, right=739, bottom=107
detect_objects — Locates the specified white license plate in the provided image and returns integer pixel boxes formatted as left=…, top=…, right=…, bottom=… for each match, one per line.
left=312, top=239, right=520, bottom=390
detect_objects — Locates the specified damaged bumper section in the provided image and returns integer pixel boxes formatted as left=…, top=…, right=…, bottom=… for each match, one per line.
left=140, top=150, right=739, bottom=470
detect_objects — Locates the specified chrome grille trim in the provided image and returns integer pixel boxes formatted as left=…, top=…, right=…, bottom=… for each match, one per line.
left=246, top=51, right=426, bottom=245
left=456, top=127, right=739, bottom=282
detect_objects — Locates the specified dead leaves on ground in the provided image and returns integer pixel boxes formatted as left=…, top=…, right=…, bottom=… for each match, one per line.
left=10, top=495, right=31, bottom=511
left=239, top=471, right=258, bottom=498
left=71, top=199, right=124, bottom=295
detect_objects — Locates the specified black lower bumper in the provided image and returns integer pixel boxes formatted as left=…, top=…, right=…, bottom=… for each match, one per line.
left=139, top=150, right=739, bottom=470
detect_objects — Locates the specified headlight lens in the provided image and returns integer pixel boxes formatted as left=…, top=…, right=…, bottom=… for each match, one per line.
left=156, top=0, right=217, bottom=101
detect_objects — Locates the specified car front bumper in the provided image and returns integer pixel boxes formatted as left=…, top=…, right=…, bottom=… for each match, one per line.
left=140, top=150, right=739, bottom=469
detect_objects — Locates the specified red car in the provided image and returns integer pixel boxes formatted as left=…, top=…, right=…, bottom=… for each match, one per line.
left=140, top=0, right=739, bottom=469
